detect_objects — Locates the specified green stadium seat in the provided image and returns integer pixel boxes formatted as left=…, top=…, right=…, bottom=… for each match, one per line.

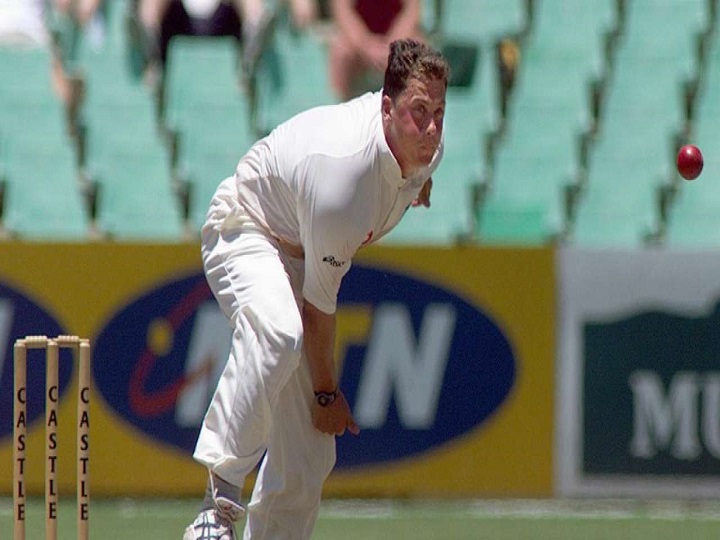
left=441, top=0, right=526, bottom=44
left=530, top=0, right=616, bottom=49
left=0, top=46, right=84, bottom=238
left=526, top=0, right=614, bottom=87
left=475, top=43, right=591, bottom=244
left=625, top=0, right=707, bottom=41
left=665, top=155, right=720, bottom=247
left=2, top=142, right=89, bottom=239
left=163, top=36, right=245, bottom=132
left=175, top=103, right=254, bottom=232
left=572, top=150, right=663, bottom=247
left=0, top=47, right=57, bottom=103
left=181, top=143, right=240, bottom=234
left=253, top=23, right=336, bottom=134
left=697, top=41, right=720, bottom=114
left=82, top=95, right=161, bottom=166
left=683, top=48, right=720, bottom=249
left=92, top=143, right=185, bottom=240
left=72, top=2, right=163, bottom=172
left=478, top=150, right=567, bottom=245
left=0, top=99, right=69, bottom=148
left=379, top=174, right=474, bottom=245
left=478, top=201, right=551, bottom=245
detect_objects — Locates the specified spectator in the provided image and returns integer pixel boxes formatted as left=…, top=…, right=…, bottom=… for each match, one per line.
left=328, top=0, right=423, bottom=100
left=137, top=0, right=273, bottom=82
left=0, top=0, right=99, bottom=108
left=284, top=0, right=318, bottom=30
left=54, top=0, right=104, bottom=27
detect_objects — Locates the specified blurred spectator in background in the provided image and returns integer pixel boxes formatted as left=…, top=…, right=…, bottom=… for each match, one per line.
left=54, top=0, right=104, bottom=27
left=0, top=0, right=51, bottom=46
left=0, top=0, right=102, bottom=107
left=284, top=0, right=318, bottom=30
left=138, top=0, right=268, bottom=81
left=328, top=0, right=423, bottom=100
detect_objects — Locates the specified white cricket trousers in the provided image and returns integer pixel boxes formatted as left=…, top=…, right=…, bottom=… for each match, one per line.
left=196, top=186, right=336, bottom=540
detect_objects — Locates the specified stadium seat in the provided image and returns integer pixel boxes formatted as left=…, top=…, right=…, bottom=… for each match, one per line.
left=163, top=36, right=246, bottom=132
left=0, top=47, right=58, bottom=104
left=665, top=157, right=720, bottom=247
left=441, top=0, right=527, bottom=44
left=253, top=22, right=336, bottom=135
left=2, top=142, right=89, bottom=239
left=478, top=104, right=574, bottom=244
left=666, top=37, right=720, bottom=250
left=571, top=148, right=664, bottom=247
left=180, top=143, right=240, bottom=234
left=81, top=94, right=161, bottom=165
left=0, top=99, right=69, bottom=148
left=92, top=143, right=186, bottom=240
left=175, top=104, right=254, bottom=232
left=530, top=0, right=617, bottom=49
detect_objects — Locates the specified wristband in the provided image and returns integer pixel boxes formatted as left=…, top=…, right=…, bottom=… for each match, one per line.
left=314, top=389, right=338, bottom=407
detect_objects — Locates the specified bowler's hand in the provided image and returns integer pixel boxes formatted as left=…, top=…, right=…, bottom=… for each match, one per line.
left=412, top=177, right=433, bottom=208
left=312, top=391, right=360, bottom=436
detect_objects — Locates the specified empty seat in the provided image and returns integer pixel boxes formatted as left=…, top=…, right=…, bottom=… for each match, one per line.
left=665, top=155, right=720, bottom=247
left=2, top=142, right=89, bottom=239
left=181, top=143, right=240, bottom=233
left=479, top=119, right=572, bottom=243
left=92, top=143, right=186, bottom=240
left=253, top=23, right=336, bottom=134
left=176, top=107, right=254, bottom=232
left=0, top=47, right=58, bottom=103
left=572, top=148, right=663, bottom=247
left=526, top=0, right=614, bottom=88
left=442, top=0, right=526, bottom=44
left=163, top=36, right=245, bottom=132
left=82, top=94, right=161, bottom=166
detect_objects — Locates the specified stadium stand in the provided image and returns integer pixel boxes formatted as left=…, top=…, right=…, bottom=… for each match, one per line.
left=1, top=142, right=89, bottom=239
left=441, top=0, right=528, bottom=45
left=251, top=14, right=336, bottom=136
left=666, top=28, right=720, bottom=247
left=61, top=0, right=187, bottom=239
left=475, top=0, right=615, bottom=245
left=568, top=0, right=712, bottom=247
left=4, top=0, right=720, bottom=246
left=161, top=35, right=255, bottom=234
left=0, top=46, right=90, bottom=239
left=91, top=141, right=186, bottom=240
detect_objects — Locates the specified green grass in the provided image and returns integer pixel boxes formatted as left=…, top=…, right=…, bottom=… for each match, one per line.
left=3, top=498, right=720, bottom=539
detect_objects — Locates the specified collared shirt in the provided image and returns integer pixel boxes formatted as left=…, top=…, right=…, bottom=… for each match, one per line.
left=210, top=91, right=443, bottom=314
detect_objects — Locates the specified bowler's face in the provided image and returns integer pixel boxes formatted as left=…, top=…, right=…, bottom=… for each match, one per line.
left=384, top=76, right=446, bottom=175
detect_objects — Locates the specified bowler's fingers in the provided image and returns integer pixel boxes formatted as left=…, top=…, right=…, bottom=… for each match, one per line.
left=412, top=178, right=432, bottom=207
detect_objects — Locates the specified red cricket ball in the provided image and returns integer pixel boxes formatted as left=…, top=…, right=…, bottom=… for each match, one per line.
left=677, top=144, right=704, bottom=180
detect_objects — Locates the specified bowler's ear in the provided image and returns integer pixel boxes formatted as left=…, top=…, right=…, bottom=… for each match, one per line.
left=381, top=95, right=393, bottom=121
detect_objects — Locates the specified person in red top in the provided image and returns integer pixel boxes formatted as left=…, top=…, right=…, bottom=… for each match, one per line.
left=328, top=0, right=424, bottom=100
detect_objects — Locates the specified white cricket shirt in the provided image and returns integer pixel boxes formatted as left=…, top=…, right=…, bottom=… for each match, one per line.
left=211, top=91, right=443, bottom=314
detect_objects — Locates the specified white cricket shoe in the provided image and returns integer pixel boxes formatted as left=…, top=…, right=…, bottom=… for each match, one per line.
left=183, top=497, right=245, bottom=540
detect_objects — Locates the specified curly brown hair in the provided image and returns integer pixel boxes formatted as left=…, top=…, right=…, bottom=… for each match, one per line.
left=382, top=39, right=450, bottom=100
